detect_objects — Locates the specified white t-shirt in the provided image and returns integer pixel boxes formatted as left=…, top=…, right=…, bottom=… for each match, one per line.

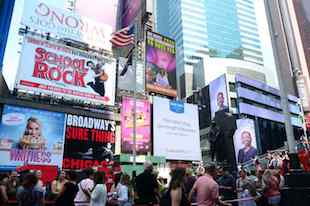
left=75, top=178, right=94, bottom=206
left=90, top=184, right=107, bottom=206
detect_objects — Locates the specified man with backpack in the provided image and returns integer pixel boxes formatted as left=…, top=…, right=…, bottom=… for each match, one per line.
left=74, top=168, right=95, bottom=206
left=135, top=162, right=159, bottom=205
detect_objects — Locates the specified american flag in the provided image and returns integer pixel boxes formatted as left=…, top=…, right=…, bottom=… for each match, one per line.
left=110, top=26, right=135, bottom=47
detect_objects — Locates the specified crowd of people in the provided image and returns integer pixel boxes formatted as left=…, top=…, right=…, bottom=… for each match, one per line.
left=0, top=160, right=288, bottom=206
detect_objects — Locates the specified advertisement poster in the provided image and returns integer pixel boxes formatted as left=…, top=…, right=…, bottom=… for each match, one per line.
left=153, top=96, right=201, bottom=161
left=121, top=97, right=151, bottom=155
left=209, top=74, right=229, bottom=119
left=117, top=57, right=145, bottom=92
left=233, top=119, right=258, bottom=165
left=75, top=0, right=119, bottom=31
left=63, top=114, right=116, bottom=169
left=146, top=31, right=177, bottom=97
left=292, top=0, right=310, bottom=111
left=121, top=0, right=143, bottom=27
left=16, top=36, right=116, bottom=106
left=0, top=105, right=65, bottom=168
left=21, top=0, right=112, bottom=51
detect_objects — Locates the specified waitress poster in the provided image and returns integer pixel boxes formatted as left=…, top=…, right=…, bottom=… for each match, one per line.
left=121, top=97, right=151, bottom=155
left=0, top=105, right=66, bottom=168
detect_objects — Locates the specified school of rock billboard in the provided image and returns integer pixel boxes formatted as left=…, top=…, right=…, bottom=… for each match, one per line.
left=146, top=31, right=177, bottom=97
left=0, top=105, right=66, bottom=168
left=21, top=0, right=113, bottom=51
left=15, top=36, right=116, bottom=106
left=121, top=97, right=151, bottom=155
left=62, top=114, right=116, bottom=170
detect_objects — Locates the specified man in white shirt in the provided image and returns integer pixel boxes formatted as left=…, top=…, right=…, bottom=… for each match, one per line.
left=75, top=169, right=95, bottom=206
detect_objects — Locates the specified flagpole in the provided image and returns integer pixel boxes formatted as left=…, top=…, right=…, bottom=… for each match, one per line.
left=132, top=19, right=138, bottom=170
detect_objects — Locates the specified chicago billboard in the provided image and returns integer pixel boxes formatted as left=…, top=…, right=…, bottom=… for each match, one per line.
left=0, top=105, right=65, bottom=168
left=63, top=114, right=116, bottom=170
left=146, top=31, right=177, bottom=97
left=16, top=36, right=116, bottom=106
left=21, top=0, right=113, bottom=51
left=153, top=96, right=201, bottom=161
left=121, top=97, right=151, bottom=155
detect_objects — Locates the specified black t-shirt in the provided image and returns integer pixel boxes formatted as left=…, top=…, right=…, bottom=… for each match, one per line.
left=217, top=174, right=235, bottom=200
left=55, top=182, right=78, bottom=206
left=135, top=171, right=159, bottom=204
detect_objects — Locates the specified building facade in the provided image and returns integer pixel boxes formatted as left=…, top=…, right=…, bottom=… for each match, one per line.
left=154, top=0, right=269, bottom=98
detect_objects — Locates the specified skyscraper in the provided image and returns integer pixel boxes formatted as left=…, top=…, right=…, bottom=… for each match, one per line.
left=154, top=0, right=267, bottom=97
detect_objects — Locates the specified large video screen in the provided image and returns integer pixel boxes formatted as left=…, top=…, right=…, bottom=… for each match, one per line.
left=0, top=105, right=65, bottom=168
left=121, top=97, right=151, bottom=155
left=233, top=119, right=258, bottom=165
left=146, top=31, right=177, bottom=97
left=209, top=74, right=229, bottom=119
left=153, top=96, right=201, bottom=161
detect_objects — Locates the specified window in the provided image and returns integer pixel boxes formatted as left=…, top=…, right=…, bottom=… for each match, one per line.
left=229, top=83, right=236, bottom=92
left=231, top=98, right=237, bottom=108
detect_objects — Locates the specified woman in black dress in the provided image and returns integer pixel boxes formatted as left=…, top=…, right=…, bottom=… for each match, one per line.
left=55, top=171, right=79, bottom=206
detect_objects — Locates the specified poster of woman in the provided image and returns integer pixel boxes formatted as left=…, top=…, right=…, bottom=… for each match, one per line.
left=233, top=119, right=258, bottom=165
left=209, top=74, right=229, bottom=119
left=0, top=105, right=66, bottom=168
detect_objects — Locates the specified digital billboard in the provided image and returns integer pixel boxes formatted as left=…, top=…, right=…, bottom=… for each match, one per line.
left=16, top=36, right=116, bottom=106
left=121, top=0, right=143, bottom=28
left=146, top=31, right=177, bottom=97
left=153, top=96, right=201, bottom=161
left=62, top=114, right=116, bottom=170
left=121, top=97, right=151, bottom=155
left=209, top=74, right=229, bottom=119
left=21, top=0, right=113, bottom=51
left=292, top=0, right=310, bottom=111
left=117, top=57, right=145, bottom=92
left=75, top=0, right=119, bottom=31
left=0, top=105, right=65, bottom=168
left=233, top=119, right=258, bottom=165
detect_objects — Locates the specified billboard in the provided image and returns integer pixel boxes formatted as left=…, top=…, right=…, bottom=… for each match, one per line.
left=121, top=0, right=143, bottom=28
left=16, top=36, right=116, bottom=106
left=21, top=0, right=112, bottom=51
left=0, top=105, right=65, bottom=168
left=146, top=31, right=177, bottom=97
left=75, top=0, right=119, bottom=31
left=121, top=97, right=151, bottom=155
left=153, top=96, right=201, bottom=161
left=233, top=119, right=258, bottom=165
left=292, top=0, right=310, bottom=111
left=62, top=114, right=116, bottom=170
left=117, top=57, right=145, bottom=92
left=209, top=74, right=229, bottom=119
